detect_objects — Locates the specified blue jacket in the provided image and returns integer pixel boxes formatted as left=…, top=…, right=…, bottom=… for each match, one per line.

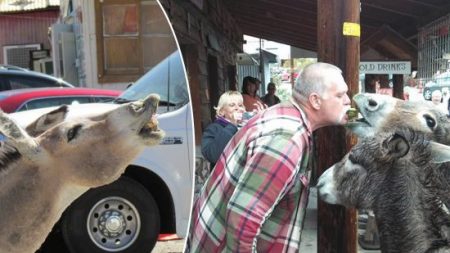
left=201, top=117, right=238, bottom=170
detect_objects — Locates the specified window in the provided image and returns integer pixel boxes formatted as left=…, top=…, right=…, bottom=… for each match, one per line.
left=18, top=97, right=93, bottom=111
left=8, top=76, right=58, bottom=89
left=120, top=50, right=189, bottom=113
left=95, top=0, right=177, bottom=83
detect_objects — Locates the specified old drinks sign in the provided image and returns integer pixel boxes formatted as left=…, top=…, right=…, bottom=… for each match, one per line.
left=359, top=61, right=411, bottom=74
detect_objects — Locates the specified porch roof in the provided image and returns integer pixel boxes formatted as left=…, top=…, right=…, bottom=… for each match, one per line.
left=224, top=0, right=450, bottom=61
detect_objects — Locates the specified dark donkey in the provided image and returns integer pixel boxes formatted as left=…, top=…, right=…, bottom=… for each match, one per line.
left=317, top=128, right=450, bottom=253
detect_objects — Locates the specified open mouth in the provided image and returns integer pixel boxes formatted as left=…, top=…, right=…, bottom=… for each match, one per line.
left=129, top=94, right=164, bottom=139
left=138, top=115, right=163, bottom=138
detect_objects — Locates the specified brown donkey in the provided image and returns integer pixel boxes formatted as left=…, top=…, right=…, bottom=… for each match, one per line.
left=0, top=94, right=164, bottom=253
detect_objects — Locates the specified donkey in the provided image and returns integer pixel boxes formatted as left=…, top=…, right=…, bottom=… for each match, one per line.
left=346, top=93, right=450, bottom=144
left=346, top=93, right=450, bottom=184
left=0, top=94, right=164, bottom=253
left=317, top=128, right=450, bottom=253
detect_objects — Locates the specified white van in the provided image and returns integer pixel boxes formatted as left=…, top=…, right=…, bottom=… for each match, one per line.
left=8, top=50, right=193, bottom=253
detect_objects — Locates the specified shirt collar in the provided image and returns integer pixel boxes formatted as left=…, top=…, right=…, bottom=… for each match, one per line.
left=290, top=98, right=313, bottom=136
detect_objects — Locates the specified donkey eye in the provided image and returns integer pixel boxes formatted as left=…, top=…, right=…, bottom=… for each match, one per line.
left=423, top=114, right=436, bottom=128
left=67, top=124, right=82, bottom=142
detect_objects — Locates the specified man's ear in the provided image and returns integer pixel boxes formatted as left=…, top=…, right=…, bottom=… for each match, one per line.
left=309, top=93, right=322, bottom=110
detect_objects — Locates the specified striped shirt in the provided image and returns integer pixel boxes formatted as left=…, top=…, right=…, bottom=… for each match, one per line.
left=187, top=100, right=313, bottom=253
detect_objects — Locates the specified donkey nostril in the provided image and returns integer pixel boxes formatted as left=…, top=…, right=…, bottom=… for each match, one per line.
left=368, top=99, right=377, bottom=107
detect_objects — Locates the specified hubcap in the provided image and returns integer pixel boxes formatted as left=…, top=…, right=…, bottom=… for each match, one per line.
left=87, top=197, right=141, bottom=252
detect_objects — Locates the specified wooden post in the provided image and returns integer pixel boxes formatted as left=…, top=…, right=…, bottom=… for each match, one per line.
left=393, top=74, right=404, bottom=99
left=316, top=0, right=360, bottom=252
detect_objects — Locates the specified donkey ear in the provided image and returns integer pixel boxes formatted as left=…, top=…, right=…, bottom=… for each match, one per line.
left=429, top=141, right=450, bottom=163
left=383, top=133, right=410, bottom=158
left=0, top=110, right=37, bottom=150
left=25, top=105, right=68, bottom=137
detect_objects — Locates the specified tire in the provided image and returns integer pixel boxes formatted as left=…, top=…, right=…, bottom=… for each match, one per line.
left=61, top=177, right=160, bottom=253
left=423, top=89, right=432, bottom=100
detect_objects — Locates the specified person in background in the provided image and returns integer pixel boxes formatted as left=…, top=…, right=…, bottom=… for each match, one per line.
left=431, top=89, right=448, bottom=114
left=253, top=78, right=262, bottom=98
left=186, top=62, right=351, bottom=253
left=201, top=91, right=245, bottom=170
left=262, top=82, right=281, bottom=106
left=404, top=77, right=423, bottom=101
left=241, top=76, right=267, bottom=112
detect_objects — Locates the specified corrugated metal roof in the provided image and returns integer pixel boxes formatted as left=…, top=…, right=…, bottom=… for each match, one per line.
left=0, top=0, right=59, bottom=13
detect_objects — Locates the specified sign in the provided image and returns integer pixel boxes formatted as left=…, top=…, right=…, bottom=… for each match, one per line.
left=343, top=22, right=360, bottom=37
left=359, top=61, right=411, bottom=74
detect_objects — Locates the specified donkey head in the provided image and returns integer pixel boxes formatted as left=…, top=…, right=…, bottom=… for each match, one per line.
left=346, top=93, right=450, bottom=144
left=0, top=94, right=164, bottom=187
left=317, top=128, right=450, bottom=209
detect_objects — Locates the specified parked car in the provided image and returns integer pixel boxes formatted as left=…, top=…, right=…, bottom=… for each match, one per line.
left=0, top=87, right=120, bottom=113
left=423, top=80, right=438, bottom=100
left=8, top=50, right=193, bottom=253
left=422, top=72, right=450, bottom=100
left=0, top=64, right=28, bottom=71
left=0, top=68, right=73, bottom=91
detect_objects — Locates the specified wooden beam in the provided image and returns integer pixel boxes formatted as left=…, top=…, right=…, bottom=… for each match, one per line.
left=240, top=25, right=317, bottom=51
left=226, top=1, right=316, bottom=23
left=233, top=15, right=317, bottom=35
left=418, top=3, right=450, bottom=26
left=362, top=2, right=420, bottom=18
left=401, top=0, right=441, bottom=10
left=317, top=0, right=359, bottom=252
left=258, top=0, right=317, bottom=15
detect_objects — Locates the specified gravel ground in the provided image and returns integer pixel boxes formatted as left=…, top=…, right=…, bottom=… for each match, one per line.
left=152, top=239, right=185, bottom=253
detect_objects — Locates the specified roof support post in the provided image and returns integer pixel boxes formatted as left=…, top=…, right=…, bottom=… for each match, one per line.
left=316, top=0, right=360, bottom=253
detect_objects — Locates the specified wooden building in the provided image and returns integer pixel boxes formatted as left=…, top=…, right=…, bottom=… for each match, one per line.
left=0, top=0, right=59, bottom=69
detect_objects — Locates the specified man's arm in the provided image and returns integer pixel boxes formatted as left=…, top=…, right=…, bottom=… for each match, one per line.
left=225, top=133, right=305, bottom=252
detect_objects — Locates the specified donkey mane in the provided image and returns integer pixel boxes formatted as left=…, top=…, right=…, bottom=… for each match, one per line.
left=0, top=141, right=21, bottom=173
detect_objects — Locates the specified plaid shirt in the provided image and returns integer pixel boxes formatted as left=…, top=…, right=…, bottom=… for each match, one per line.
left=188, top=100, right=313, bottom=253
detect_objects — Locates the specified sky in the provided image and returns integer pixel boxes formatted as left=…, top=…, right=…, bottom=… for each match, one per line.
left=243, top=35, right=291, bottom=60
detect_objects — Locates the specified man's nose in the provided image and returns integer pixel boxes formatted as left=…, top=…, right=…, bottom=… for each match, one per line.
left=345, top=94, right=351, bottom=105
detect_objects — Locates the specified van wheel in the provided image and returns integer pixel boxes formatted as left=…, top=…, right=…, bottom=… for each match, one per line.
left=61, top=177, right=160, bottom=253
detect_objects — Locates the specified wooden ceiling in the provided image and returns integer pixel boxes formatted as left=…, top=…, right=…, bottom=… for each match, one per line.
left=224, top=0, right=450, bottom=53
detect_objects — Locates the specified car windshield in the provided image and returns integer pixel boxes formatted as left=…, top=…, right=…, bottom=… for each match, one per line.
left=117, top=50, right=189, bottom=111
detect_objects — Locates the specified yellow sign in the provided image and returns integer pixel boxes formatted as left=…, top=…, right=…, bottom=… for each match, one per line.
left=343, top=22, right=361, bottom=37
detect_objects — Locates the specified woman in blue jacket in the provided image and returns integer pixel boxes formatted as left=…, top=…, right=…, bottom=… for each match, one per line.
left=201, top=91, right=245, bottom=170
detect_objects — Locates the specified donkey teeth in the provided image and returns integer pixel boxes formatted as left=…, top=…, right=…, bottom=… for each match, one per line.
left=146, top=115, right=159, bottom=132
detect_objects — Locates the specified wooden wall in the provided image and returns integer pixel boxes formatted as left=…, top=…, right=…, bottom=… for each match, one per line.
left=160, top=0, right=243, bottom=143
left=0, top=10, right=58, bottom=66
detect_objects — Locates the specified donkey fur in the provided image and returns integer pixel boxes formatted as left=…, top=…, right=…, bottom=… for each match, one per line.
left=0, top=95, right=164, bottom=253
left=318, top=128, right=450, bottom=253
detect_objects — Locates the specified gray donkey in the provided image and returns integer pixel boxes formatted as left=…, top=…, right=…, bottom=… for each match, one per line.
left=347, top=93, right=450, bottom=183
left=0, top=94, right=164, bottom=253
left=317, top=128, right=450, bottom=253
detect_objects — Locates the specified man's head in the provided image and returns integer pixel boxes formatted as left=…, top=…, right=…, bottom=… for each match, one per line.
left=431, top=90, right=442, bottom=105
left=267, top=82, right=276, bottom=95
left=293, top=62, right=351, bottom=127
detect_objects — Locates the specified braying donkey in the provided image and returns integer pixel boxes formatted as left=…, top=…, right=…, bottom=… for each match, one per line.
left=0, top=94, right=164, bottom=253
